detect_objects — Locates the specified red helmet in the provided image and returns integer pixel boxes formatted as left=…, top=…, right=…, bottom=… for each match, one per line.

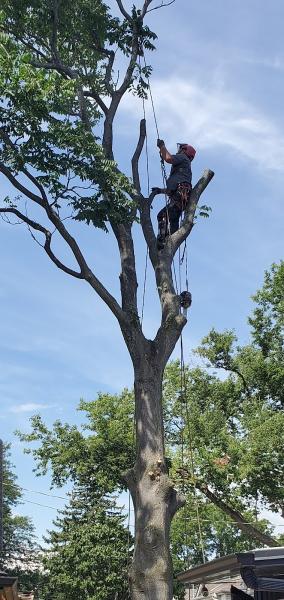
left=179, top=143, right=196, bottom=159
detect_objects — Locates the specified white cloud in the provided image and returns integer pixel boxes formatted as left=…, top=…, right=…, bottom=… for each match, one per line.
left=241, top=55, right=284, bottom=71
left=9, top=402, right=51, bottom=413
left=121, top=77, right=284, bottom=172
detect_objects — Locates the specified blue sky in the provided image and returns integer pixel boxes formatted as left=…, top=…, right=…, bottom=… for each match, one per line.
left=0, top=0, right=284, bottom=541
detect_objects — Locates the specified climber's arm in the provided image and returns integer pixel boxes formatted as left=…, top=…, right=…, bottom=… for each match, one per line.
left=157, top=139, right=174, bottom=164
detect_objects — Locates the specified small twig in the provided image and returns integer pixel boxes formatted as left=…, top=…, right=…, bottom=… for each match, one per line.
left=24, top=200, right=44, bottom=247
left=146, top=0, right=176, bottom=13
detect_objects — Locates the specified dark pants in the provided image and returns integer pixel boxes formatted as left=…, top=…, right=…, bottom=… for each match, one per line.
left=157, top=183, right=191, bottom=237
left=157, top=203, right=181, bottom=235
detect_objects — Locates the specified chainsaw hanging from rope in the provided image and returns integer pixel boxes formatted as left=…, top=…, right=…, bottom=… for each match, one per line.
left=151, top=138, right=196, bottom=250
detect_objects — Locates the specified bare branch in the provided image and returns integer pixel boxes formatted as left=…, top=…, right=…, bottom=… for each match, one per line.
left=0, top=207, right=84, bottom=278
left=42, top=205, right=126, bottom=321
left=171, top=169, right=215, bottom=255
left=115, top=0, right=132, bottom=21
left=146, top=0, right=176, bottom=13
left=83, top=90, right=108, bottom=116
left=0, top=161, right=127, bottom=322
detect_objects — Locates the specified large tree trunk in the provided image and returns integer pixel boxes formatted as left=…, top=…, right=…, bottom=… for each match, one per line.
left=126, top=356, right=184, bottom=600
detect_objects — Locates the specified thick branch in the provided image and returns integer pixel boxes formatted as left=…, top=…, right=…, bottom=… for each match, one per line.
left=197, top=482, right=279, bottom=548
left=0, top=162, right=45, bottom=207
left=43, top=205, right=126, bottom=322
left=103, top=51, right=115, bottom=93
left=83, top=90, right=108, bottom=115
left=103, top=22, right=140, bottom=154
left=0, top=164, right=126, bottom=323
left=50, top=0, right=60, bottom=61
left=171, top=169, right=215, bottom=255
left=91, top=34, right=115, bottom=95
left=132, top=118, right=147, bottom=194
left=141, top=0, right=155, bottom=18
left=111, top=222, right=139, bottom=315
left=131, top=119, right=158, bottom=267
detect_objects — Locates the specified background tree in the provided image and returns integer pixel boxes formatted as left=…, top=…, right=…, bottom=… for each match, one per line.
left=0, top=444, right=43, bottom=595
left=19, top=262, right=284, bottom=596
left=42, top=484, right=131, bottom=600
left=0, top=1, right=214, bottom=597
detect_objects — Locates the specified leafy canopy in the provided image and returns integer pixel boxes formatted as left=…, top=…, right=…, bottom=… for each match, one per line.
left=0, top=1, right=156, bottom=230
left=42, top=484, right=131, bottom=600
left=1, top=444, right=43, bottom=593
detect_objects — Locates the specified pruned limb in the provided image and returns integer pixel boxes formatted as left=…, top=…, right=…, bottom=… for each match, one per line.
left=196, top=481, right=279, bottom=548
left=171, top=169, right=214, bottom=255
left=138, top=192, right=157, bottom=266
left=131, top=121, right=157, bottom=264
left=132, top=118, right=146, bottom=194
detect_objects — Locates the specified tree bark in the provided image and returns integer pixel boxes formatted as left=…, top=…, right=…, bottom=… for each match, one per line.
left=125, top=352, right=184, bottom=600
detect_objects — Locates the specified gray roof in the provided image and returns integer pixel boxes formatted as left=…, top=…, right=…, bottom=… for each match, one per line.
left=178, top=547, right=284, bottom=590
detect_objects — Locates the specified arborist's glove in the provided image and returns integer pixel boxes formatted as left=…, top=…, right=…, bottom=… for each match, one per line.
left=157, top=138, right=165, bottom=149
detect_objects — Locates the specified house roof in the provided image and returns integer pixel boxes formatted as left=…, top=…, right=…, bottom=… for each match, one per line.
left=177, top=547, right=284, bottom=589
left=0, top=572, right=18, bottom=600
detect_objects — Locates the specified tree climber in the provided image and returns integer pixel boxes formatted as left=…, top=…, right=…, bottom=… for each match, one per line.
left=152, top=140, right=196, bottom=249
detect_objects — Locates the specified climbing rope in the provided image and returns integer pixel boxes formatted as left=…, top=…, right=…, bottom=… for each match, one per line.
left=135, top=48, right=206, bottom=566
left=140, top=79, right=150, bottom=327
left=126, top=413, right=136, bottom=566
left=180, top=335, right=206, bottom=563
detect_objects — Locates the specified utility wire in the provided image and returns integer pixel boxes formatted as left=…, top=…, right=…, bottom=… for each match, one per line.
left=180, top=335, right=206, bottom=563
left=2, top=481, right=67, bottom=500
